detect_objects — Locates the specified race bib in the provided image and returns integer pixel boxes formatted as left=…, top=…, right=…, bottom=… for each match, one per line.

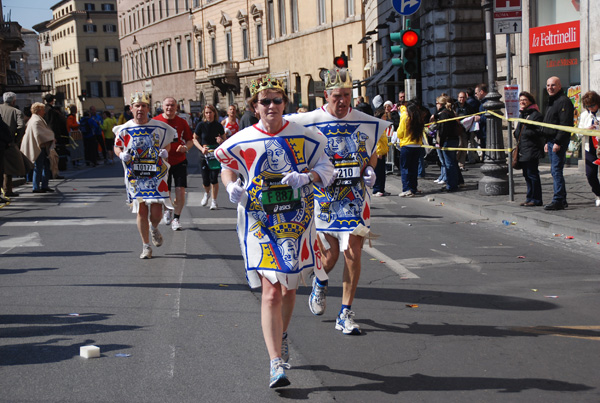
left=261, top=177, right=301, bottom=214
left=133, top=159, right=159, bottom=177
left=333, top=159, right=361, bottom=187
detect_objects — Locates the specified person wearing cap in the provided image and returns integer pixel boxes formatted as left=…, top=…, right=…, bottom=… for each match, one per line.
left=286, top=68, right=392, bottom=335
left=113, top=92, right=177, bottom=259
left=217, top=74, right=334, bottom=388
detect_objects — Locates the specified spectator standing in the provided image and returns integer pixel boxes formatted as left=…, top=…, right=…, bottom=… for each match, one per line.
left=153, top=97, right=194, bottom=230
left=0, top=92, right=25, bottom=196
left=43, top=94, right=69, bottom=176
left=193, top=105, right=226, bottom=210
left=89, top=106, right=107, bottom=163
left=434, top=94, right=461, bottom=192
left=542, top=76, right=575, bottom=211
left=454, top=91, right=475, bottom=169
left=0, top=116, right=12, bottom=202
left=473, top=84, right=488, bottom=160
left=514, top=91, right=545, bottom=207
left=21, top=102, right=55, bottom=193
left=118, top=105, right=133, bottom=124
left=79, top=111, right=99, bottom=166
left=101, top=111, right=117, bottom=163
left=355, top=96, right=374, bottom=115
left=397, top=102, right=425, bottom=197
left=578, top=90, right=600, bottom=207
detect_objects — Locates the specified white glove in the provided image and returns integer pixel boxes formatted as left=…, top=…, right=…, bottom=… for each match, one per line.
left=226, top=180, right=244, bottom=204
left=119, top=152, right=131, bottom=162
left=158, top=149, right=169, bottom=159
left=363, top=165, right=376, bottom=187
left=281, top=171, right=310, bottom=189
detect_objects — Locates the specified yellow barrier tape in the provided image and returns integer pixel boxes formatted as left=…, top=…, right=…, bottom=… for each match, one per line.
left=391, top=141, right=511, bottom=152
left=487, top=110, right=600, bottom=137
left=424, top=111, right=486, bottom=127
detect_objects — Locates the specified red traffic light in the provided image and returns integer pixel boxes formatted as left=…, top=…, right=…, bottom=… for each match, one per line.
left=402, top=30, right=419, bottom=47
left=333, top=52, right=348, bottom=68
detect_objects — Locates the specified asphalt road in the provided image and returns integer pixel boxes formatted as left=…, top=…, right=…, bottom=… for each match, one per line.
left=1, top=159, right=599, bottom=402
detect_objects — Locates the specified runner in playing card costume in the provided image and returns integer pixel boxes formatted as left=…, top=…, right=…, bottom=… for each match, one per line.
left=113, top=91, right=177, bottom=259
left=217, top=75, right=334, bottom=389
left=286, top=68, right=392, bottom=336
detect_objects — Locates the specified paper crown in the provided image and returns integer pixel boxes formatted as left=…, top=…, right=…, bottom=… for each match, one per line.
left=324, top=68, right=353, bottom=90
left=130, top=91, right=150, bottom=105
left=250, top=74, right=285, bottom=96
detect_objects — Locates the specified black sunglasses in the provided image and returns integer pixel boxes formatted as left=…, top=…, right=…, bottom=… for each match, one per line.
left=258, top=97, right=284, bottom=106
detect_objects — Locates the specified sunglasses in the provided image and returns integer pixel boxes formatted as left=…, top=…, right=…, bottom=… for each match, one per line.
left=258, top=97, right=284, bottom=106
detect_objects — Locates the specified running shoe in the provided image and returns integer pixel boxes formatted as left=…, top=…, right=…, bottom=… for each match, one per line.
left=308, top=276, right=327, bottom=316
left=281, top=334, right=289, bottom=363
left=151, top=228, right=163, bottom=247
left=210, top=200, right=218, bottom=210
left=163, top=209, right=173, bottom=225
left=269, top=358, right=291, bottom=388
left=201, top=193, right=209, bottom=206
left=171, top=218, right=182, bottom=231
left=335, top=308, right=361, bottom=335
left=399, top=190, right=414, bottom=197
left=140, top=246, right=152, bottom=259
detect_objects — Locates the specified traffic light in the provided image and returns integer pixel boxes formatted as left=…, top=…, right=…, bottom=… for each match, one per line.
left=390, top=29, right=421, bottom=77
left=333, top=51, right=348, bottom=68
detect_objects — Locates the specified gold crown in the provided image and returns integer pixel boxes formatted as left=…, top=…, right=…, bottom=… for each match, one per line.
left=250, top=74, right=285, bottom=96
left=130, top=91, right=150, bottom=105
left=324, top=68, right=353, bottom=90
left=271, top=222, right=303, bottom=241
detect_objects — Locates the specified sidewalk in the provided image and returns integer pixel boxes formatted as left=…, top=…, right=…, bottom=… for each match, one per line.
left=383, top=161, right=600, bottom=243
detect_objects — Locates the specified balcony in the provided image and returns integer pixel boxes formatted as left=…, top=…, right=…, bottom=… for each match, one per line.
left=207, top=61, right=240, bottom=95
left=0, top=22, right=24, bottom=51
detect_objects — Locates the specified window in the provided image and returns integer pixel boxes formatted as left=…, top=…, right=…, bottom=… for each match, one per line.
left=106, top=81, right=123, bottom=97
left=278, top=0, right=286, bottom=36
left=185, top=0, right=189, bottom=9
left=175, top=0, right=179, bottom=13
left=242, top=28, right=249, bottom=60
left=150, top=49, right=155, bottom=75
left=317, top=0, right=326, bottom=25
left=345, top=0, right=354, bottom=17
left=226, top=32, right=233, bottom=61
left=256, top=24, right=264, bottom=56
left=267, top=0, right=275, bottom=39
left=197, top=40, right=204, bottom=68
left=83, top=24, right=97, bottom=32
left=101, top=3, right=115, bottom=11
left=105, top=48, right=119, bottom=62
left=291, top=0, right=298, bottom=33
left=152, top=4, right=156, bottom=21
left=167, top=43, right=173, bottom=71
left=86, top=81, right=103, bottom=97
left=86, top=47, right=99, bottom=62
left=159, top=1, right=163, bottom=19
left=103, top=24, right=117, bottom=32
left=84, top=3, right=95, bottom=11
left=187, top=38, right=193, bottom=69
left=176, top=41, right=182, bottom=70
left=161, top=45, right=166, bottom=73
left=211, top=37, right=217, bottom=64
left=194, top=0, right=200, bottom=7
left=165, top=0, right=169, bottom=17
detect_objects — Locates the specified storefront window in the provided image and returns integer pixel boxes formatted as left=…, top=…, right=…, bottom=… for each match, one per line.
left=536, top=50, right=580, bottom=109
left=535, top=0, right=580, bottom=27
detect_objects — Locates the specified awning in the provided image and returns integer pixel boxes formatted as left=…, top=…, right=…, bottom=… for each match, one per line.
left=366, top=60, right=398, bottom=89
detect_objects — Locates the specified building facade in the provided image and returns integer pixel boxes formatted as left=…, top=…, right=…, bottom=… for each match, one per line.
left=47, top=0, right=123, bottom=114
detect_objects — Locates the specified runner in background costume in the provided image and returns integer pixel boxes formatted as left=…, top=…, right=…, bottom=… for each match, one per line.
left=286, top=68, right=392, bottom=335
left=217, top=75, right=334, bottom=388
left=113, top=92, right=177, bottom=259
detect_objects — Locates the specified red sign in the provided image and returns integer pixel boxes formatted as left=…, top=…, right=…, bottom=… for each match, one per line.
left=530, top=20, right=580, bottom=54
left=494, top=0, right=521, bottom=11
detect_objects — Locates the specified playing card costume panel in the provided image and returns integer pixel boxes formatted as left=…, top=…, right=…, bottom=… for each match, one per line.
left=286, top=107, right=390, bottom=236
left=216, top=121, right=328, bottom=289
left=113, top=119, right=177, bottom=212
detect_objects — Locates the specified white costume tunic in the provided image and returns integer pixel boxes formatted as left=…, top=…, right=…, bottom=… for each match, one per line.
left=287, top=106, right=391, bottom=250
left=216, top=120, right=329, bottom=289
left=113, top=119, right=177, bottom=212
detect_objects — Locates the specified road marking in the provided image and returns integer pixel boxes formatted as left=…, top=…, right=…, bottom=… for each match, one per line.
left=3, top=218, right=239, bottom=226
left=397, top=249, right=482, bottom=272
left=510, top=325, right=600, bottom=341
left=363, top=246, right=420, bottom=279
left=0, top=232, right=42, bottom=254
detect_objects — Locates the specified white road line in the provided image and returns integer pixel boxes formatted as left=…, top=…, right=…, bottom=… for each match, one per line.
left=0, top=232, right=42, bottom=254
left=2, top=218, right=239, bottom=226
left=363, top=245, right=420, bottom=279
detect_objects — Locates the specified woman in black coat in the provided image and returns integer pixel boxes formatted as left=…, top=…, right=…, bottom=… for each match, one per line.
left=514, top=91, right=544, bottom=206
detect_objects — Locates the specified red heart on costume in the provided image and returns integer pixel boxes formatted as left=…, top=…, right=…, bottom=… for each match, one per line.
left=137, top=148, right=143, bottom=155
left=363, top=202, right=371, bottom=220
left=158, top=180, right=169, bottom=193
left=301, top=239, right=310, bottom=261
left=240, top=148, right=257, bottom=168
left=228, top=160, right=239, bottom=170
left=123, top=134, right=131, bottom=147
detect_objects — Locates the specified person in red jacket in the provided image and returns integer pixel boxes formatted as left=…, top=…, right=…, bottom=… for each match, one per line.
left=153, top=97, right=194, bottom=230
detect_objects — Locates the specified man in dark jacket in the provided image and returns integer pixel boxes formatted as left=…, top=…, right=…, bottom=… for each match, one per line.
left=354, top=96, right=373, bottom=116
left=542, top=76, right=574, bottom=211
left=239, top=98, right=259, bottom=130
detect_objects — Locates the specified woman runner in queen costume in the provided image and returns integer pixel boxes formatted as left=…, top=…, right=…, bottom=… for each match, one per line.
left=217, top=75, right=334, bottom=388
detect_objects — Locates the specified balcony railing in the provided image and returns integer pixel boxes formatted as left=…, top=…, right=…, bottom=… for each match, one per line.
left=207, top=61, right=239, bottom=79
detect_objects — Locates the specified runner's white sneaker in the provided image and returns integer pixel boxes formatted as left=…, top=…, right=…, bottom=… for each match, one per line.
left=269, top=358, right=291, bottom=388
left=308, top=277, right=327, bottom=315
left=163, top=209, right=173, bottom=225
left=140, top=246, right=152, bottom=259
left=151, top=228, right=163, bottom=247
left=210, top=200, right=218, bottom=210
left=201, top=193, right=209, bottom=206
left=171, top=218, right=182, bottom=231
left=335, top=308, right=361, bottom=335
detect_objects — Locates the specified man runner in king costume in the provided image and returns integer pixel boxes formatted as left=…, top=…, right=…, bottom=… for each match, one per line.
left=286, top=68, right=392, bottom=335
left=113, top=92, right=177, bottom=259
